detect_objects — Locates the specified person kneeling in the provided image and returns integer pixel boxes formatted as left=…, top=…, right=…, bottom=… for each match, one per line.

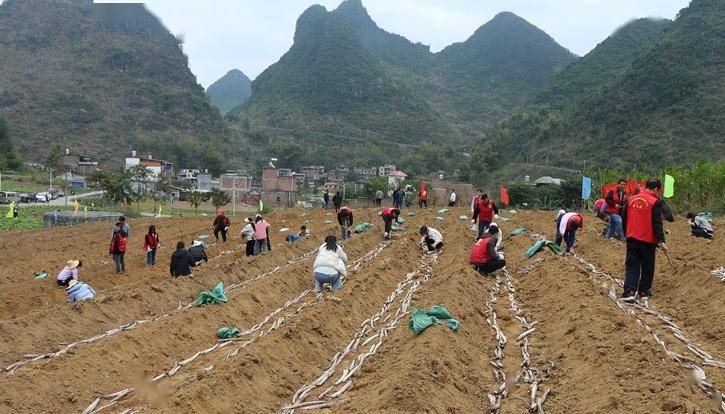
left=687, top=212, right=713, bottom=240
left=170, top=241, right=195, bottom=278
left=66, top=279, right=96, bottom=304
left=312, top=235, right=348, bottom=301
left=419, top=226, right=443, bottom=253
left=470, top=225, right=506, bottom=275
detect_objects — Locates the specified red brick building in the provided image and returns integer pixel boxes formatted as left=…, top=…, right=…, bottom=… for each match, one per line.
left=261, top=167, right=297, bottom=206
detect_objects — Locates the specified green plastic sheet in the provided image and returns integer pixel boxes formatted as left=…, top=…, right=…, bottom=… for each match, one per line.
left=524, top=239, right=562, bottom=258
left=408, top=211, right=416, bottom=217
left=396, top=217, right=405, bottom=224
left=353, top=222, right=374, bottom=233
left=194, top=282, right=228, bottom=307
left=217, top=326, right=239, bottom=339
left=34, top=271, right=49, bottom=280
left=459, top=215, right=468, bottom=221
left=510, top=227, right=528, bottom=236
left=433, top=216, right=445, bottom=221
left=409, top=306, right=460, bottom=336
left=324, top=220, right=333, bottom=224
left=438, top=208, right=448, bottom=213
left=391, top=224, right=405, bottom=232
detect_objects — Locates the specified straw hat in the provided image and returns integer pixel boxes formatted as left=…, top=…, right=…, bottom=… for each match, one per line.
left=63, top=260, right=80, bottom=271
left=67, top=279, right=78, bottom=288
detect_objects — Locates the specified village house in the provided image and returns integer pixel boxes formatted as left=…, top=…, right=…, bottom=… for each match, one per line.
left=261, top=166, right=297, bottom=206
left=387, top=170, right=407, bottom=187
left=219, top=172, right=253, bottom=204
left=124, top=151, right=174, bottom=193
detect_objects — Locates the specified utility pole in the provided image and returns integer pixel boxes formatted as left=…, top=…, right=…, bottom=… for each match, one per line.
left=49, top=168, right=53, bottom=191
left=65, top=170, right=69, bottom=207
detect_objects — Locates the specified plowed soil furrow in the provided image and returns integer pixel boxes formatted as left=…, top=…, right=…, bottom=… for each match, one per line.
left=106, top=210, right=433, bottom=413
left=0, top=216, right=384, bottom=414
left=504, top=211, right=718, bottom=413
left=326, top=215, right=500, bottom=413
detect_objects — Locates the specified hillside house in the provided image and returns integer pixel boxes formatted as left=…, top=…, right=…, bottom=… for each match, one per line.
left=124, top=151, right=173, bottom=193
left=220, top=173, right=253, bottom=204
left=60, top=149, right=100, bottom=178
left=261, top=166, right=297, bottom=206
left=387, top=170, right=407, bottom=187
left=379, top=164, right=396, bottom=177
left=301, top=166, right=325, bottom=183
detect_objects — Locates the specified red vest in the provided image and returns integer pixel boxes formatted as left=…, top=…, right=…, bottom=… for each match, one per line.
left=475, top=199, right=494, bottom=222
left=604, top=190, right=626, bottom=215
left=594, top=199, right=605, bottom=214
left=419, top=190, right=428, bottom=201
left=339, top=206, right=351, bottom=215
left=625, top=190, right=658, bottom=244
left=381, top=207, right=393, bottom=217
left=110, top=232, right=127, bottom=253
left=469, top=237, right=493, bottom=264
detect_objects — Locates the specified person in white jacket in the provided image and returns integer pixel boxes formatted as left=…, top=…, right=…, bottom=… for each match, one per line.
left=312, top=235, right=348, bottom=300
left=419, top=226, right=443, bottom=252
left=240, top=218, right=256, bottom=256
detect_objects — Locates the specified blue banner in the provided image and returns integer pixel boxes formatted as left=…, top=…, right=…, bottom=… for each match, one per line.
left=581, top=176, right=592, bottom=200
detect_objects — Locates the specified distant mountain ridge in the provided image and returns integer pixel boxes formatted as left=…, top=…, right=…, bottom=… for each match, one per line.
left=206, top=69, right=252, bottom=115
left=233, top=0, right=576, bottom=149
left=0, top=0, right=230, bottom=167
left=487, top=0, right=725, bottom=172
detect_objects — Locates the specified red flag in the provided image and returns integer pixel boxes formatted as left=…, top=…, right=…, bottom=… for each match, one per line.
left=500, top=186, right=509, bottom=206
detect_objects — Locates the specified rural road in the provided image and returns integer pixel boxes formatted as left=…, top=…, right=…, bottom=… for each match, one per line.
left=21, top=191, right=105, bottom=207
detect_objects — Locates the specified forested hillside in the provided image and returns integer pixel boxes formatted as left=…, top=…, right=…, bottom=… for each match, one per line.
left=0, top=0, right=232, bottom=168
left=485, top=0, right=724, bottom=173
left=232, top=0, right=575, bottom=168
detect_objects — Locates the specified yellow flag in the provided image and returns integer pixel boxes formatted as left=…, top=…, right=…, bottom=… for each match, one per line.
left=5, top=202, right=14, bottom=219
left=74, top=199, right=80, bottom=214
left=663, top=174, right=675, bottom=198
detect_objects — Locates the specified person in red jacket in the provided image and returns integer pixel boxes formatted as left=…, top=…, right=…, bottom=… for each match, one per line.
left=555, top=210, right=584, bottom=254
left=143, top=225, right=160, bottom=267
left=337, top=206, right=354, bottom=239
left=381, top=207, right=400, bottom=240
left=213, top=210, right=231, bottom=242
left=603, top=178, right=627, bottom=239
left=418, top=188, right=429, bottom=208
left=109, top=222, right=127, bottom=274
left=620, top=178, right=667, bottom=302
left=471, top=193, right=499, bottom=239
left=469, top=225, right=505, bottom=275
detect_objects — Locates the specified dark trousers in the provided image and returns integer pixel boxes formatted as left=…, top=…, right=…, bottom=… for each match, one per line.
left=375, top=198, right=382, bottom=206
left=424, top=237, right=443, bottom=251
left=419, top=200, right=428, bottom=208
left=214, top=227, right=227, bottom=242
left=692, top=228, right=713, bottom=239
left=383, top=216, right=393, bottom=234
left=146, top=248, right=157, bottom=266
left=555, top=230, right=577, bottom=252
left=113, top=253, right=125, bottom=273
left=624, top=238, right=657, bottom=293
left=473, top=259, right=506, bottom=274
left=477, top=221, right=491, bottom=239
left=448, top=201, right=455, bottom=207
left=245, top=240, right=255, bottom=256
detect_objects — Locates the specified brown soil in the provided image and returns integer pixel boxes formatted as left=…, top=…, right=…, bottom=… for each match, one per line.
left=0, top=208, right=722, bottom=413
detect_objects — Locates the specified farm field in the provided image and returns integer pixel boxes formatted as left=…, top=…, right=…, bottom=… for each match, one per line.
left=0, top=207, right=722, bottom=413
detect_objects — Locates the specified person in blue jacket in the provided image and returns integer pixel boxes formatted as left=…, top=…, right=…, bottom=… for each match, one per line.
left=66, top=279, right=96, bottom=304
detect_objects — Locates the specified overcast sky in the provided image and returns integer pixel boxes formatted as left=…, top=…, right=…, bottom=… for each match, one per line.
left=89, top=1, right=691, bottom=87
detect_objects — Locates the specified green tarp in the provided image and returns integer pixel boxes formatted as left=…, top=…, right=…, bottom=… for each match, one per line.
left=438, top=208, right=448, bottom=213
left=459, top=215, right=468, bottom=221
left=34, top=271, right=49, bottom=280
left=524, top=240, right=562, bottom=258
left=409, top=306, right=460, bottom=336
left=217, top=326, right=239, bottom=339
left=324, top=220, right=333, bottom=224
left=194, top=282, right=228, bottom=307
left=433, top=216, right=445, bottom=221
left=354, top=222, right=374, bottom=233
left=391, top=224, right=404, bottom=232
left=510, top=227, right=528, bottom=236
left=396, top=217, right=405, bottom=224
left=408, top=211, right=416, bottom=217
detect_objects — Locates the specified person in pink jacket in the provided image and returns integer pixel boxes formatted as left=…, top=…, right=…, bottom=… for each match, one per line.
left=253, top=214, right=271, bottom=255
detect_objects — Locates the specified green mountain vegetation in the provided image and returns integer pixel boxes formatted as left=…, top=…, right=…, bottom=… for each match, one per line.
left=484, top=0, right=725, bottom=176
left=0, top=0, right=233, bottom=169
left=230, top=0, right=575, bottom=172
left=206, top=69, right=252, bottom=115
left=0, top=117, right=21, bottom=170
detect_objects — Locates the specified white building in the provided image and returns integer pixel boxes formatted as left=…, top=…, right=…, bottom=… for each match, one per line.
left=387, top=170, right=407, bottom=187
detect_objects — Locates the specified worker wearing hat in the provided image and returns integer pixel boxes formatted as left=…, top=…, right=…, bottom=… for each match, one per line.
left=56, top=259, right=83, bottom=287
left=66, top=278, right=96, bottom=304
